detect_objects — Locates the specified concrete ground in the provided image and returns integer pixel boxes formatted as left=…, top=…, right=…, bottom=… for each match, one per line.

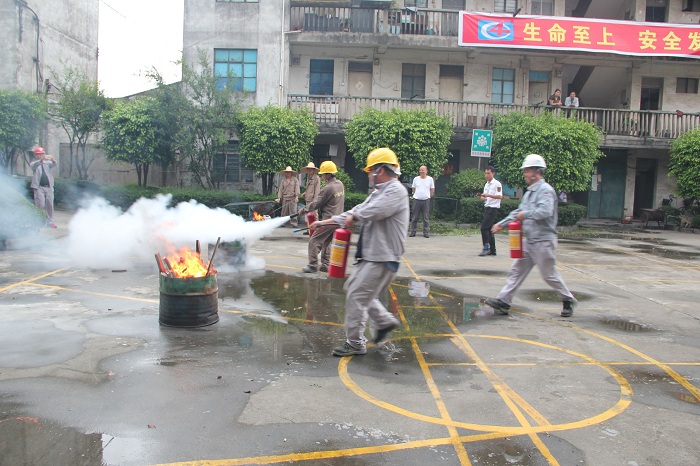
left=0, top=209, right=699, bottom=466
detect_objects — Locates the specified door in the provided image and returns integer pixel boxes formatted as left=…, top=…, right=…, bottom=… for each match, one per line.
left=640, top=77, right=663, bottom=110
left=528, top=82, right=548, bottom=106
left=633, top=158, right=657, bottom=217
left=348, top=61, right=372, bottom=97
left=309, top=59, right=334, bottom=95
left=439, top=65, right=463, bottom=100
left=587, top=151, right=627, bottom=219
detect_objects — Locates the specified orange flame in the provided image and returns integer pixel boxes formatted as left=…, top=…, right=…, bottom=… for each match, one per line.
left=252, top=211, right=265, bottom=221
left=163, top=246, right=214, bottom=278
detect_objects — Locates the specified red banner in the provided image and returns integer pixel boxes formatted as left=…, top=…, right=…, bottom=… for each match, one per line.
left=459, top=12, right=700, bottom=58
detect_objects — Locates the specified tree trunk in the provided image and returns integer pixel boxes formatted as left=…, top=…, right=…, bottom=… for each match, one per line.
left=143, top=164, right=149, bottom=187
left=262, top=173, right=275, bottom=196
left=136, top=164, right=143, bottom=186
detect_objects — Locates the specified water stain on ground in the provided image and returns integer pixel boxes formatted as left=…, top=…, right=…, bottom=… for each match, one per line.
left=598, top=317, right=658, bottom=332
left=520, top=289, right=594, bottom=302
left=567, top=246, right=626, bottom=255
left=626, top=244, right=698, bottom=260
left=420, top=269, right=507, bottom=277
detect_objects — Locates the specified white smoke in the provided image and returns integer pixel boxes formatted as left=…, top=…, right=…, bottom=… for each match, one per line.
left=66, top=194, right=289, bottom=269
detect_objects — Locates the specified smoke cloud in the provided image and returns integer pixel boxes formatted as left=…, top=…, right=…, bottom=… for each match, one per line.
left=66, top=194, right=289, bottom=270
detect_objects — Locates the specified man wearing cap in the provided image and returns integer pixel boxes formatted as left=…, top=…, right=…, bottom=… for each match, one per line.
left=275, top=166, right=300, bottom=227
left=299, top=161, right=344, bottom=273
left=29, top=147, right=58, bottom=228
left=311, top=148, right=408, bottom=356
left=301, top=162, right=321, bottom=234
left=484, top=154, right=577, bottom=318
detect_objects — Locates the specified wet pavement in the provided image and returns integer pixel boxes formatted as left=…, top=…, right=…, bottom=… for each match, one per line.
left=1, top=210, right=699, bottom=465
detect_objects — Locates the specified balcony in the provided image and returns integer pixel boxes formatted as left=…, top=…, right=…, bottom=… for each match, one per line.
left=290, top=6, right=460, bottom=37
left=288, top=95, right=700, bottom=141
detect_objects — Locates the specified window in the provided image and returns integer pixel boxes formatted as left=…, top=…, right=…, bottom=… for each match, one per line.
left=216, top=0, right=258, bottom=3
left=442, top=0, right=465, bottom=9
left=645, top=0, right=667, bottom=22
left=492, top=68, right=515, bottom=103
left=402, top=64, right=426, bottom=99
left=676, top=78, right=699, bottom=94
left=683, top=0, right=700, bottom=12
left=494, top=0, right=517, bottom=13
left=214, top=49, right=257, bottom=91
left=531, top=0, right=553, bottom=15
left=405, top=0, right=428, bottom=7
left=212, top=142, right=254, bottom=185
left=309, top=59, right=334, bottom=95
left=529, top=71, right=550, bottom=82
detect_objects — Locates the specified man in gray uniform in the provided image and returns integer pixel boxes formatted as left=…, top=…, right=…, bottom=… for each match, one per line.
left=311, top=148, right=409, bottom=356
left=299, top=161, right=345, bottom=273
left=484, top=154, right=577, bottom=318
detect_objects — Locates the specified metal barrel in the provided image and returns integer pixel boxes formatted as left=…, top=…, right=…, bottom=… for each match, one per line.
left=159, top=273, right=219, bottom=327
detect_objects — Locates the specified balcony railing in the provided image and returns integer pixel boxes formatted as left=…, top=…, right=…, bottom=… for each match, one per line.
left=288, top=95, right=700, bottom=139
left=290, top=6, right=460, bottom=37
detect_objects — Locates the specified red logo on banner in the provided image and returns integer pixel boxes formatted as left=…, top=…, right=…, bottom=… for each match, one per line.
left=459, top=12, right=700, bottom=58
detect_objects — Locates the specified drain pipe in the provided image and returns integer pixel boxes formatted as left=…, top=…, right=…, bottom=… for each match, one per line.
left=15, top=0, right=42, bottom=94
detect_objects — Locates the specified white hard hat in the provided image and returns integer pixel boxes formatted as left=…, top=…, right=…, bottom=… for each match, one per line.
left=520, top=153, right=547, bottom=169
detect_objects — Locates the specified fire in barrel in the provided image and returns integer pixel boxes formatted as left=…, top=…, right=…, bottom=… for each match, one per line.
left=155, top=239, right=220, bottom=328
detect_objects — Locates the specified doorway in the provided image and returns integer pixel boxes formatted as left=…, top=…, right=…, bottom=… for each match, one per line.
left=587, top=150, right=627, bottom=219
left=633, top=158, right=657, bottom=217
left=641, top=77, right=663, bottom=110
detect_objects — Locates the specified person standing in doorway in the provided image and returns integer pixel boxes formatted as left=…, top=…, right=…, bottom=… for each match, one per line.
left=484, top=154, right=577, bottom=318
left=409, top=165, right=434, bottom=238
left=299, top=161, right=345, bottom=273
left=30, top=147, right=58, bottom=228
left=301, top=162, right=321, bottom=235
left=477, top=166, right=502, bottom=256
left=275, top=166, right=300, bottom=227
left=311, top=148, right=408, bottom=356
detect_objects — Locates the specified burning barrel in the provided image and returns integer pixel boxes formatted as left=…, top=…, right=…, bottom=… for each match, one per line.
left=156, top=242, right=219, bottom=328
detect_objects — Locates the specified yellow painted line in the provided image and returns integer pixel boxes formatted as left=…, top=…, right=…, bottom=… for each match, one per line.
left=152, top=431, right=513, bottom=466
left=0, top=267, right=72, bottom=293
left=13, top=283, right=159, bottom=304
left=266, top=264, right=302, bottom=271
left=561, top=263, right=700, bottom=269
left=218, top=308, right=344, bottom=327
left=388, top=286, right=471, bottom=465
left=427, top=361, right=700, bottom=367
left=524, top=314, right=700, bottom=403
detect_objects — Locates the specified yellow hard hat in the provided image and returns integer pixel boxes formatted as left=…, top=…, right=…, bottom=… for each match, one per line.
left=364, top=147, right=399, bottom=172
left=318, top=161, right=338, bottom=174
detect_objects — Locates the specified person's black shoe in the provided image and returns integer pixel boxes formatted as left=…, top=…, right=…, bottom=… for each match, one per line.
left=373, top=323, right=398, bottom=344
left=409, top=232, right=416, bottom=237
left=332, top=342, right=367, bottom=357
left=423, top=234, right=429, bottom=238
left=485, top=297, right=511, bottom=315
left=302, top=231, right=309, bottom=235
left=302, top=265, right=317, bottom=273
left=561, top=300, right=575, bottom=317
left=479, top=248, right=490, bottom=256
left=319, top=265, right=329, bottom=273
left=490, top=251, right=497, bottom=256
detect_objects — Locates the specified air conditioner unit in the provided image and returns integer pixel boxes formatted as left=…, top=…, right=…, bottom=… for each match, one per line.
left=291, top=55, right=301, bottom=66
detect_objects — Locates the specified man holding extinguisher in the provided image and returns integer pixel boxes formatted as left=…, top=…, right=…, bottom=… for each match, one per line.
left=298, top=161, right=345, bottom=273
left=484, top=154, right=577, bottom=318
left=311, top=148, right=409, bottom=357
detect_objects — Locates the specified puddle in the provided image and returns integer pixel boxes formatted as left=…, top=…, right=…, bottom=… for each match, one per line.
left=558, top=238, right=589, bottom=244
left=627, top=244, right=698, bottom=260
left=520, top=290, right=594, bottom=302
left=673, top=392, right=700, bottom=404
left=568, top=246, right=626, bottom=255
left=599, top=317, right=658, bottom=332
left=420, top=269, right=507, bottom=277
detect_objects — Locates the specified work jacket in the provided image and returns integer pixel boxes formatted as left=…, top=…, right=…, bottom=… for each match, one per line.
left=30, top=159, right=57, bottom=189
left=305, top=178, right=344, bottom=220
left=497, top=179, right=558, bottom=243
left=304, top=174, right=320, bottom=204
left=278, top=177, right=299, bottom=200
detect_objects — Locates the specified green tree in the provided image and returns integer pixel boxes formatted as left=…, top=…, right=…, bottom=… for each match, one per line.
left=49, top=66, right=110, bottom=179
left=446, top=169, right=485, bottom=198
left=145, top=69, right=189, bottom=186
left=344, top=108, right=453, bottom=178
left=101, top=98, right=161, bottom=186
left=669, top=129, right=700, bottom=200
left=0, top=89, right=46, bottom=174
left=491, top=112, right=603, bottom=192
left=178, top=50, right=240, bottom=189
left=236, top=105, right=318, bottom=195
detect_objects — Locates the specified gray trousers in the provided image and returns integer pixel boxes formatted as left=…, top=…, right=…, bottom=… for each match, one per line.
left=344, top=261, right=400, bottom=349
left=497, top=239, right=574, bottom=306
left=410, top=198, right=430, bottom=235
left=33, top=186, right=55, bottom=223
left=307, top=225, right=335, bottom=268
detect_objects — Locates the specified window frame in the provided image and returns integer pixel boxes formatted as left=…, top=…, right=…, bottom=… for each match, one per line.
left=494, top=0, right=518, bottom=13
left=676, top=77, right=699, bottom=94
left=531, top=0, right=553, bottom=15
left=309, top=59, right=335, bottom=96
left=491, top=67, right=515, bottom=104
left=401, top=63, right=426, bottom=99
left=213, top=142, right=254, bottom=185
left=214, top=48, right=257, bottom=92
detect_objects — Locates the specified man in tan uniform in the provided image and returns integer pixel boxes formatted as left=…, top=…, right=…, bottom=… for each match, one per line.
left=301, top=162, right=321, bottom=235
left=298, top=161, right=345, bottom=273
left=275, top=166, right=300, bottom=227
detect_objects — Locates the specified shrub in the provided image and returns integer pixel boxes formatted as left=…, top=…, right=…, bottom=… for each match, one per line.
left=344, top=192, right=368, bottom=211
left=445, top=169, right=485, bottom=198
left=557, top=202, right=587, bottom=226
left=53, top=178, right=101, bottom=209
left=334, top=169, right=355, bottom=193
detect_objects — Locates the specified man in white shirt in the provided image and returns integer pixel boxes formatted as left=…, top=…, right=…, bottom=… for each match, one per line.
left=409, top=165, right=435, bottom=238
left=564, top=91, right=579, bottom=108
left=477, top=166, right=502, bottom=256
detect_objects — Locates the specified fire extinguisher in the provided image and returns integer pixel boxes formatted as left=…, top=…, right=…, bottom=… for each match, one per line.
left=328, top=228, right=352, bottom=278
left=306, top=211, right=317, bottom=237
left=509, top=221, right=523, bottom=259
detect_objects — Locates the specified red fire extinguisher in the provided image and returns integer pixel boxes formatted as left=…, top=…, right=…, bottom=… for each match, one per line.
left=509, top=221, right=523, bottom=259
left=306, top=211, right=317, bottom=237
left=328, top=228, right=352, bottom=278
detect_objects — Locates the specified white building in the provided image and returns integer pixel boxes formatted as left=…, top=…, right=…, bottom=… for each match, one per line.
left=0, top=0, right=99, bottom=162
left=183, top=0, right=700, bottom=219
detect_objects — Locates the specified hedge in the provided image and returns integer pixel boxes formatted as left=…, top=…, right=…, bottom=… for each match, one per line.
left=434, top=196, right=587, bottom=226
